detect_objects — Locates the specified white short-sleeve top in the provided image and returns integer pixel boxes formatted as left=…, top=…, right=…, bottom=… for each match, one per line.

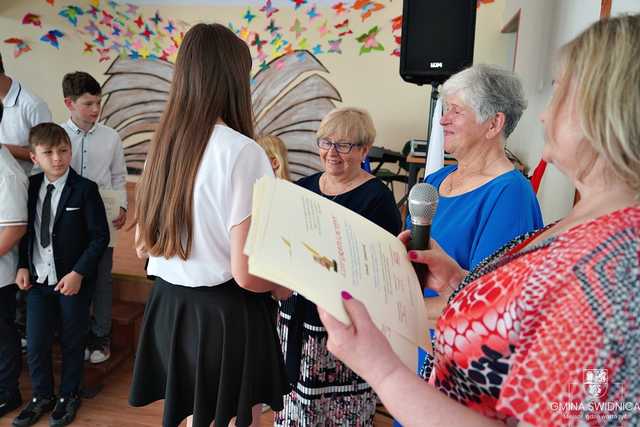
left=0, top=79, right=52, bottom=174
left=0, top=145, right=28, bottom=288
left=147, top=124, right=274, bottom=287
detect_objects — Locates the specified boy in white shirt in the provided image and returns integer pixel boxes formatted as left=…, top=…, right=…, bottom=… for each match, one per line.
left=60, top=71, right=127, bottom=364
left=0, top=101, right=28, bottom=419
left=0, top=53, right=52, bottom=174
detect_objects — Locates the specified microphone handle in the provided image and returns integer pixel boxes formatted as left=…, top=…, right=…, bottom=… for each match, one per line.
left=408, top=224, right=431, bottom=291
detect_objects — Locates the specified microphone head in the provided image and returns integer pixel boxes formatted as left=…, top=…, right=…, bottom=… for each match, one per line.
left=408, top=183, right=439, bottom=226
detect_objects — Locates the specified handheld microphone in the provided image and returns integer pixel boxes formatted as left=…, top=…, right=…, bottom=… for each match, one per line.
left=407, top=183, right=439, bottom=289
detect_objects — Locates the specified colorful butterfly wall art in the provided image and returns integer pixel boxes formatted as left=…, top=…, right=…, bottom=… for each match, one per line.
left=59, top=5, right=84, bottom=26
left=40, top=29, right=65, bottom=48
left=22, top=13, right=42, bottom=27
left=4, top=38, right=32, bottom=58
left=352, top=0, right=385, bottom=22
left=356, top=26, right=384, bottom=54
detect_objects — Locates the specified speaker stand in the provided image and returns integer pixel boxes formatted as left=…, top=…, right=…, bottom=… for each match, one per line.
left=404, top=83, right=442, bottom=213
left=426, top=83, right=440, bottom=142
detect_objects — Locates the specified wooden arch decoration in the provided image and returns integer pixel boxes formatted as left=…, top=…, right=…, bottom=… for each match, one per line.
left=100, top=50, right=342, bottom=181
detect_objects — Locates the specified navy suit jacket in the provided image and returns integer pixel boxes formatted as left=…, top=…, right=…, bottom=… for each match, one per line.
left=18, top=167, right=110, bottom=282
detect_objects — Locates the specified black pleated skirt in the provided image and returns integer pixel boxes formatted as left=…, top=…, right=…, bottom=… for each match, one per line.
left=129, top=277, right=290, bottom=427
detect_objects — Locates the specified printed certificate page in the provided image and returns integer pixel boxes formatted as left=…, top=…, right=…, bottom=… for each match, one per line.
left=245, top=177, right=429, bottom=369
left=98, top=189, right=125, bottom=248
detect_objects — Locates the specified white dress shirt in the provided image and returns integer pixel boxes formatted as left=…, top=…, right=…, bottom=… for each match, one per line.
left=0, top=145, right=28, bottom=288
left=147, top=124, right=274, bottom=287
left=0, top=79, right=52, bottom=174
left=32, top=169, right=69, bottom=285
left=61, top=119, right=127, bottom=209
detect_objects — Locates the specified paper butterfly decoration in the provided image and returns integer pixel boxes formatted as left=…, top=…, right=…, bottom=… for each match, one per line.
left=150, top=11, right=163, bottom=26
left=22, top=13, right=42, bottom=27
left=100, top=10, right=114, bottom=27
left=260, top=0, right=279, bottom=18
left=328, top=38, right=342, bottom=54
left=356, top=26, right=384, bottom=54
left=244, top=8, right=256, bottom=23
left=318, top=20, right=331, bottom=37
left=391, top=35, right=401, bottom=57
left=290, top=18, right=307, bottom=39
left=352, top=0, right=385, bottom=22
left=332, top=2, right=348, bottom=15
left=59, top=5, right=84, bottom=27
left=4, top=38, right=32, bottom=58
left=97, top=47, right=111, bottom=62
left=266, top=20, right=280, bottom=34
left=40, top=30, right=65, bottom=48
left=391, top=16, right=402, bottom=32
left=307, top=5, right=320, bottom=21
left=290, top=0, right=307, bottom=10
left=94, top=29, right=109, bottom=46
left=126, top=4, right=139, bottom=15
left=334, top=19, right=352, bottom=37
left=477, top=0, right=495, bottom=8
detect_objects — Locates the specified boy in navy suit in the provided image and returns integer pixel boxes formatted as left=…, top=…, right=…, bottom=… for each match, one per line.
left=13, top=123, right=109, bottom=427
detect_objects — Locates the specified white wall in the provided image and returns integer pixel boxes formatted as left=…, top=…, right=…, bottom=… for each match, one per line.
left=502, top=0, right=567, bottom=223
left=502, top=0, right=639, bottom=223
left=612, top=0, right=640, bottom=15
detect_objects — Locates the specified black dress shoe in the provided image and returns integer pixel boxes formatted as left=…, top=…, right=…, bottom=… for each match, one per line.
left=12, top=396, right=55, bottom=427
left=0, top=391, right=22, bottom=418
left=49, top=396, right=81, bottom=427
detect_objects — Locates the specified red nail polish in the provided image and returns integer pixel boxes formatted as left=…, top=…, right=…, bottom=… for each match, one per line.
left=408, top=251, right=417, bottom=260
left=341, top=290, right=352, bottom=300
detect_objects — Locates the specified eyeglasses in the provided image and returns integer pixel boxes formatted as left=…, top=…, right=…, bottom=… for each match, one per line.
left=316, top=138, right=363, bottom=154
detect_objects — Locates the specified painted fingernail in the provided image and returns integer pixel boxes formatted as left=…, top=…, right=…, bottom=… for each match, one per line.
left=341, top=290, right=352, bottom=300
left=408, top=251, right=417, bottom=260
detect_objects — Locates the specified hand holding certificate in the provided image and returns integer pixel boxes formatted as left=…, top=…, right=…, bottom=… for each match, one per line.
left=245, top=177, right=429, bottom=370
left=99, top=188, right=126, bottom=247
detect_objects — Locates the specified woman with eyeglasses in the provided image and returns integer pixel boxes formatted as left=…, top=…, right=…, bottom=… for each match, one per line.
left=275, top=107, right=402, bottom=426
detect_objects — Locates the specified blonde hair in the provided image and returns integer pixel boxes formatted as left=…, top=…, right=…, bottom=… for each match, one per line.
left=557, top=14, right=640, bottom=195
left=317, top=107, right=376, bottom=147
left=256, top=135, right=290, bottom=180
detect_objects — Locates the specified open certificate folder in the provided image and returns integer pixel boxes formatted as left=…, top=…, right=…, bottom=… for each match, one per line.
left=245, top=177, right=430, bottom=370
left=99, top=188, right=126, bottom=248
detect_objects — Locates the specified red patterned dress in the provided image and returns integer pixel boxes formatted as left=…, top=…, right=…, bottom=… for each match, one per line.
left=430, top=206, right=640, bottom=426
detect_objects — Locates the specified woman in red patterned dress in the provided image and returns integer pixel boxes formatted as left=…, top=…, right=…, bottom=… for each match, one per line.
left=319, top=14, right=640, bottom=427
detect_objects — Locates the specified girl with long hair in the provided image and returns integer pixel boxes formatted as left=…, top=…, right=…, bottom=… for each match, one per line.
left=128, top=23, right=290, bottom=427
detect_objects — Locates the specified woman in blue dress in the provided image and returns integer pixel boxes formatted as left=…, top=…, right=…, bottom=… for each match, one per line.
left=404, top=67, right=543, bottom=407
left=411, top=65, right=543, bottom=274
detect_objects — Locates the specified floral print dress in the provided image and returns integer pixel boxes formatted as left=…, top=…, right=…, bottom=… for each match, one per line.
left=429, top=206, right=640, bottom=426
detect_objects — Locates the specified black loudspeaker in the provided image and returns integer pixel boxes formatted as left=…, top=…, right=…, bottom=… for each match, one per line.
left=400, top=0, right=477, bottom=86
